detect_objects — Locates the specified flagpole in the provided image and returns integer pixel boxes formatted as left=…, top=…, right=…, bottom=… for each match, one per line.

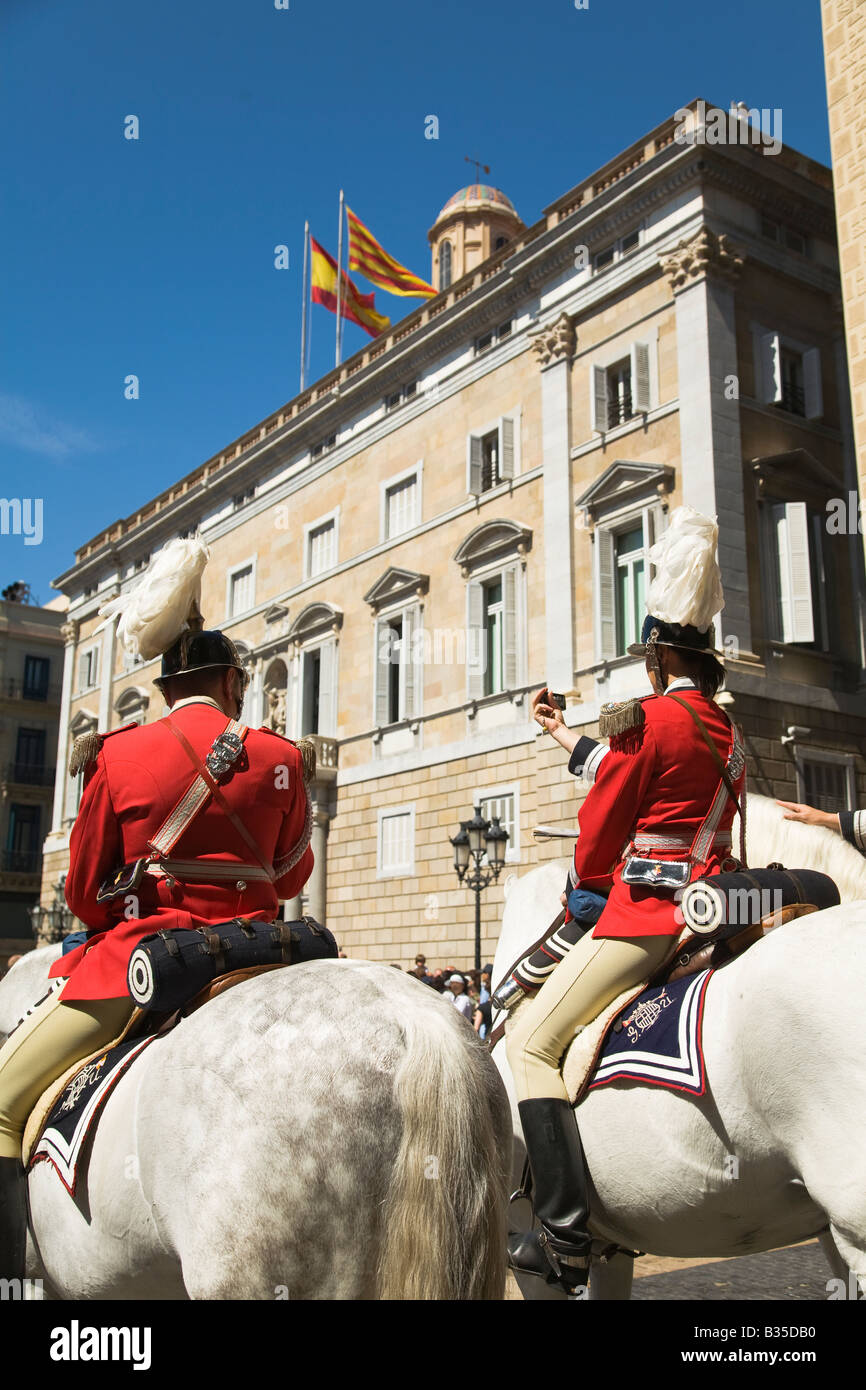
left=335, top=188, right=344, bottom=369
left=300, top=220, right=309, bottom=393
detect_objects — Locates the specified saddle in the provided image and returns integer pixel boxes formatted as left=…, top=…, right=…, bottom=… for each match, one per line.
left=22, top=962, right=281, bottom=1169
left=23, top=914, right=339, bottom=1179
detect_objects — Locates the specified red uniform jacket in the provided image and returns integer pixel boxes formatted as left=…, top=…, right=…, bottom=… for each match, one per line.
left=575, top=686, right=746, bottom=940
left=50, top=700, right=314, bottom=1001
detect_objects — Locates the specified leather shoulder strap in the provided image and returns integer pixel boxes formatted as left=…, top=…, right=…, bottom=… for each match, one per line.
left=666, top=694, right=743, bottom=821
left=157, top=718, right=275, bottom=882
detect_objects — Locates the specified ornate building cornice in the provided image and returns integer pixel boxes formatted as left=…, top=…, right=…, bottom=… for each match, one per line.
left=660, top=225, right=745, bottom=292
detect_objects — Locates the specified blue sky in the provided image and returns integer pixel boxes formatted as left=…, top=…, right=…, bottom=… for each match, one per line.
left=1, top=0, right=831, bottom=602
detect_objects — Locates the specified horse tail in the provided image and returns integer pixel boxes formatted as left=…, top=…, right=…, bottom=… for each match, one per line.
left=376, top=1000, right=511, bottom=1300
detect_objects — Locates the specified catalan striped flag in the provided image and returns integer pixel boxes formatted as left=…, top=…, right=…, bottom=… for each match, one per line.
left=310, top=236, right=390, bottom=338
left=347, top=206, right=436, bottom=298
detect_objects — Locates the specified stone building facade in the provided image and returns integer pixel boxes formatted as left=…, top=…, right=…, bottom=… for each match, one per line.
left=0, top=593, right=66, bottom=966
left=43, top=99, right=866, bottom=968
left=821, top=1, right=866, bottom=551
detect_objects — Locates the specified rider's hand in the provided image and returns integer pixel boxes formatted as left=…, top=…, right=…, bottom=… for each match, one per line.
left=532, top=687, right=565, bottom=734
left=776, top=800, right=841, bottom=833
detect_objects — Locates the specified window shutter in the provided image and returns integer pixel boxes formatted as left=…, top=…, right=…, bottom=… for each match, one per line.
left=503, top=567, right=519, bottom=689
left=466, top=581, right=485, bottom=700
left=760, top=332, right=782, bottom=404
left=468, top=435, right=483, bottom=494
left=318, top=638, right=336, bottom=737
left=374, top=618, right=391, bottom=725
left=803, top=347, right=823, bottom=420
left=78, top=652, right=88, bottom=689
left=776, top=502, right=814, bottom=644
left=401, top=604, right=420, bottom=719
left=631, top=342, right=651, bottom=412
left=597, top=529, right=617, bottom=660
left=591, top=365, right=609, bottom=433
left=810, top=512, right=829, bottom=650
left=499, top=416, right=515, bottom=480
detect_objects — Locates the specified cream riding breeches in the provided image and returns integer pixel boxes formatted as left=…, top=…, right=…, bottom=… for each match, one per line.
left=505, top=930, right=676, bottom=1103
left=0, top=987, right=135, bottom=1159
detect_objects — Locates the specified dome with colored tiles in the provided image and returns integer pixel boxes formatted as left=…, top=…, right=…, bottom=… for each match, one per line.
left=434, top=184, right=521, bottom=223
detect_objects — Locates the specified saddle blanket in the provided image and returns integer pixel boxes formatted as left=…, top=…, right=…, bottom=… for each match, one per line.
left=29, top=1034, right=159, bottom=1195
left=585, top=969, right=713, bottom=1099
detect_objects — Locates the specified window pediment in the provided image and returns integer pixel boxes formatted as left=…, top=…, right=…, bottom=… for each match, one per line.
left=114, top=685, right=149, bottom=716
left=752, top=450, right=839, bottom=505
left=453, top=519, right=532, bottom=577
left=363, top=568, right=429, bottom=614
left=576, top=460, right=674, bottom=526
left=265, top=604, right=289, bottom=624
left=287, top=601, right=344, bottom=643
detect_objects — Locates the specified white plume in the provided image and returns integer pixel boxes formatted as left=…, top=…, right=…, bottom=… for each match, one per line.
left=645, top=506, right=724, bottom=632
left=99, top=537, right=209, bottom=661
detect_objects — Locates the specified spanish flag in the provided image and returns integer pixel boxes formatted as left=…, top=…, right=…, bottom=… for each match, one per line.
left=310, top=236, right=390, bottom=338
left=347, top=206, right=436, bottom=299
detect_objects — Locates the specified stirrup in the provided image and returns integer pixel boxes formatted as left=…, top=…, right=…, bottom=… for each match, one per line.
left=537, top=1229, right=590, bottom=1284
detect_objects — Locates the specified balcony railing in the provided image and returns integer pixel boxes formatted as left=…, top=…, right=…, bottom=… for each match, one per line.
left=6, top=762, right=56, bottom=787
left=1, top=679, right=61, bottom=703
left=1, top=849, right=40, bottom=874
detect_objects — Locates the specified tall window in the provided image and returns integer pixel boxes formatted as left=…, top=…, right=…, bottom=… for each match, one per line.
left=802, top=759, right=849, bottom=812
left=6, top=803, right=41, bottom=872
left=374, top=606, right=420, bottom=728
left=439, top=240, right=452, bottom=290
left=779, top=349, right=806, bottom=416
left=484, top=579, right=504, bottom=695
left=301, top=648, right=321, bottom=735
left=377, top=806, right=415, bottom=877
left=78, top=646, right=99, bottom=691
left=765, top=501, right=828, bottom=648
left=308, top=519, right=336, bottom=576
left=14, top=728, right=46, bottom=782
left=385, top=474, right=418, bottom=539
left=229, top=564, right=254, bottom=617
left=615, top=525, right=646, bottom=654
left=758, top=333, right=822, bottom=419
left=591, top=344, right=651, bottom=433
left=23, top=655, right=50, bottom=700
left=467, top=416, right=517, bottom=495
left=478, top=787, right=518, bottom=862
left=606, top=360, right=633, bottom=429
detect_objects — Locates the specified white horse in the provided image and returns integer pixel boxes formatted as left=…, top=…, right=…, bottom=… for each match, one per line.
left=0, top=954, right=512, bottom=1300
left=494, top=793, right=866, bottom=1300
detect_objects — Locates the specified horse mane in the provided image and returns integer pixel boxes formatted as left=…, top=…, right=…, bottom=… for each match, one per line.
left=738, top=794, right=866, bottom=903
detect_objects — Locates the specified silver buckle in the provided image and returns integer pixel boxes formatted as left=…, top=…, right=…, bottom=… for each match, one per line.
left=206, top=731, right=243, bottom=779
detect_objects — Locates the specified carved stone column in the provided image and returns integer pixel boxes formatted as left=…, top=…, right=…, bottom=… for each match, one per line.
left=660, top=225, right=754, bottom=659
left=529, top=311, right=577, bottom=693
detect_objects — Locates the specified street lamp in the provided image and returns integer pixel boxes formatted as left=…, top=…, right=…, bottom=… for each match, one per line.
left=450, top=805, right=509, bottom=970
left=28, top=876, right=73, bottom=947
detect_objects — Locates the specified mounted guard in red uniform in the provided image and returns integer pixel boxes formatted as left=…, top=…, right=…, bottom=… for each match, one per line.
left=0, top=539, right=313, bottom=1280
left=505, top=507, right=747, bottom=1293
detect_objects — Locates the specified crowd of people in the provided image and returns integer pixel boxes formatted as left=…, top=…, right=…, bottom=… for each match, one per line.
left=401, top=954, right=494, bottom=1038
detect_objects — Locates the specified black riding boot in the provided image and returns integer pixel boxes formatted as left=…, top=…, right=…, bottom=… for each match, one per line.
left=0, top=1157, right=27, bottom=1283
left=508, top=1098, right=591, bottom=1292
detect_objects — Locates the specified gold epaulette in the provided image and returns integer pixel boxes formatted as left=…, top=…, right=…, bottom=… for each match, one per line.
left=68, top=731, right=103, bottom=777
left=598, top=697, right=648, bottom=753
left=294, top=737, right=317, bottom=785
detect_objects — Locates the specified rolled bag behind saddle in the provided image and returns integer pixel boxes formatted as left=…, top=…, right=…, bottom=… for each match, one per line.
left=127, top=916, right=339, bottom=1012
left=680, top=867, right=840, bottom=935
